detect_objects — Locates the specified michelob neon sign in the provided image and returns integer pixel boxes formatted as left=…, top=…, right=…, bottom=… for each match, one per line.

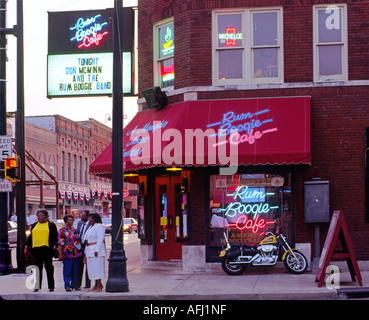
left=70, top=14, right=109, bottom=49
left=218, top=27, right=243, bottom=46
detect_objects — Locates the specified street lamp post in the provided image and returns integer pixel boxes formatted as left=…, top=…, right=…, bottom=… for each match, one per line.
left=105, top=0, right=129, bottom=292
left=15, top=0, right=26, bottom=273
left=0, top=0, right=26, bottom=274
left=0, top=0, right=12, bottom=276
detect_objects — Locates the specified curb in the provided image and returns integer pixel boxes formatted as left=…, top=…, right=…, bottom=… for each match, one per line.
left=0, top=290, right=338, bottom=301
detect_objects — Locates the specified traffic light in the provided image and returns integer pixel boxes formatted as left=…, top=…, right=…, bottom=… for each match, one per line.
left=4, top=156, right=21, bottom=182
left=0, top=161, right=4, bottom=180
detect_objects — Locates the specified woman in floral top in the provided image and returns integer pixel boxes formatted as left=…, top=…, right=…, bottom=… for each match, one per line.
left=58, top=215, right=82, bottom=291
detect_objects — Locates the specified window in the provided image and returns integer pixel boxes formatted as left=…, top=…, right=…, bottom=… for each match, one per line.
left=154, top=18, right=174, bottom=89
left=79, top=156, right=82, bottom=184
left=30, top=173, right=36, bottom=188
left=67, top=153, right=71, bottom=182
left=84, top=158, right=88, bottom=185
left=61, top=151, right=65, bottom=181
left=208, top=173, right=292, bottom=259
left=73, top=154, right=77, bottom=183
left=50, top=166, right=55, bottom=189
left=313, top=4, right=347, bottom=81
left=40, top=169, right=45, bottom=188
left=213, top=8, right=283, bottom=86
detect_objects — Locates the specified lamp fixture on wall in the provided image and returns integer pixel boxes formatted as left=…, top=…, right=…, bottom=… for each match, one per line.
left=142, top=86, right=168, bottom=109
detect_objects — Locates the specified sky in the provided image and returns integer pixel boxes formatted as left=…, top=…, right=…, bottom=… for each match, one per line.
left=5, top=0, right=138, bottom=128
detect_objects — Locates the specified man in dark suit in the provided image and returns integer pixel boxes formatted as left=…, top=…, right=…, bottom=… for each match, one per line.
left=76, top=211, right=91, bottom=288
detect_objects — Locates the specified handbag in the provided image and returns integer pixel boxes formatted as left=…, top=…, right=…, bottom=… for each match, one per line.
left=26, top=252, right=36, bottom=266
left=53, top=248, right=59, bottom=259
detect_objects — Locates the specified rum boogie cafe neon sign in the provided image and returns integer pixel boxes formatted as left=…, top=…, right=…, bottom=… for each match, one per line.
left=70, top=14, right=109, bottom=49
left=220, top=185, right=277, bottom=235
left=47, top=8, right=134, bottom=97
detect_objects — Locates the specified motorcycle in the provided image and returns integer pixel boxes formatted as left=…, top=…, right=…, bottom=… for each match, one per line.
left=219, top=227, right=308, bottom=275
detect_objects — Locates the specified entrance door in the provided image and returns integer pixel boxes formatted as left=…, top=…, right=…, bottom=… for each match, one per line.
left=155, top=175, right=182, bottom=261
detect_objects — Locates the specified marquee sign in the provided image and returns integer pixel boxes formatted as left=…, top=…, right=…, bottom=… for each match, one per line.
left=48, top=8, right=134, bottom=98
left=48, top=53, right=113, bottom=96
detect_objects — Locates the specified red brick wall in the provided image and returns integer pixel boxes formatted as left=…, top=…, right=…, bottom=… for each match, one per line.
left=138, top=0, right=369, bottom=259
left=198, top=85, right=369, bottom=259
left=184, top=169, right=207, bottom=246
left=139, top=0, right=369, bottom=94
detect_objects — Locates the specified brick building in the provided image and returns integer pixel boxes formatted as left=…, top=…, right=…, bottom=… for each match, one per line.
left=25, top=115, right=137, bottom=220
left=115, top=0, right=369, bottom=271
left=25, top=122, right=59, bottom=217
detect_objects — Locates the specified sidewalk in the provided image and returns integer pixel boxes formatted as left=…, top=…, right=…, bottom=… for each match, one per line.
left=0, top=258, right=368, bottom=300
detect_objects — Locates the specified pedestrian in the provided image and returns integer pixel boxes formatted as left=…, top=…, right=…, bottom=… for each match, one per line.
left=28, top=211, right=38, bottom=225
left=76, top=211, right=91, bottom=289
left=24, top=209, right=58, bottom=292
left=84, top=213, right=106, bottom=292
left=10, top=212, right=17, bottom=222
left=58, top=215, right=82, bottom=292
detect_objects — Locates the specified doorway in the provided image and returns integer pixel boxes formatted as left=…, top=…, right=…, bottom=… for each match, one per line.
left=155, top=175, right=182, bottom=261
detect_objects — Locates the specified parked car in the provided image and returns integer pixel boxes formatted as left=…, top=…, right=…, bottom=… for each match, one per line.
left=8, top=221, right=31, bottom=244
left=51, top=219, right=64, bottom=231
left=8, top=221, right=17, bottom=244
left=123, top=218, right=138, bottom=233
left=102, top=218, right=112, bottom=233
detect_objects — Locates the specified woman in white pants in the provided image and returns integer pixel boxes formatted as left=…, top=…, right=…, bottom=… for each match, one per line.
left=84, top=213, right=106, bottom=292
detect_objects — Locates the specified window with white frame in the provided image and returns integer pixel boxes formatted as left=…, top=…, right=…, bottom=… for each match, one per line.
left=313, top=4, right=347, bottom=81
left=213, top=8, right=283, bottom=86
left=154, top=19, right=174, bottom=89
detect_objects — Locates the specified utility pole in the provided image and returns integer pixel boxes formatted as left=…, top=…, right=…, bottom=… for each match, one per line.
left=15, top=0, right=25, bottom=272
left=105, top=0, right=129, bottom=292
left=0, top=0, right=26, bottom=273
left=0, top=0, right=12, bottom=276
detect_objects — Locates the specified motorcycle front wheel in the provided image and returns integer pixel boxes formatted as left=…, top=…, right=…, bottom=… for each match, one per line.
left=284, top=251, right=308, bottom=274
left=221, top=257, right=247, bottom=275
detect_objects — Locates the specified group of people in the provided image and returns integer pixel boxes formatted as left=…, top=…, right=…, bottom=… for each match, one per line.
left=24, top=209, right=106, bottom=292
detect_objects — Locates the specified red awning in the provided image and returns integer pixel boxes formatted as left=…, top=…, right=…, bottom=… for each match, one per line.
left=90, top=97, right=311, bottom=176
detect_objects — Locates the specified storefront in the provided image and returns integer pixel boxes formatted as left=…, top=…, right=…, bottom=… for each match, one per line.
left=90, top=96, right=311, bottom=270
left=208, top=172, right=292, bottom=260
left=59, top=183, right=93, bottom=217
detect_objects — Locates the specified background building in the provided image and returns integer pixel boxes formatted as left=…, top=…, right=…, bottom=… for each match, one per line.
left=23, top=115, right=137, bottom=220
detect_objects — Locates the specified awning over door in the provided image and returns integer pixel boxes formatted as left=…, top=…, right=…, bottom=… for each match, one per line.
left=90, top=97, right=311, bottom=177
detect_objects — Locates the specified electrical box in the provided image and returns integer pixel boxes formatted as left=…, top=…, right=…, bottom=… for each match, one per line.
left=304, top=180, right=330, bottom=223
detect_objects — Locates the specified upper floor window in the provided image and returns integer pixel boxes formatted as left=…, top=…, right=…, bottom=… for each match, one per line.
left=67, top=152, right=71, bottom=182
left=154, top=18, right=174, bottom=89
left=213, top=8, right=283, bottom=86
left=61, top=151, right=65, bottom=181
left=313, top=4, right=347, bottom=81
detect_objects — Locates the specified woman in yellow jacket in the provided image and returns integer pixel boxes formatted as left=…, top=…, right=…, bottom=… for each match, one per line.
left=24, top=209, right=58, bottom=292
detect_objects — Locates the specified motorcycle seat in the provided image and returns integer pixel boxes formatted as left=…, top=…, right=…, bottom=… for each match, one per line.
left=230, top=243, right=256, bottom=250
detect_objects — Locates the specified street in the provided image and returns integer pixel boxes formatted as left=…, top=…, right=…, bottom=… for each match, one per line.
left=9, top=231, right=141, bottom=288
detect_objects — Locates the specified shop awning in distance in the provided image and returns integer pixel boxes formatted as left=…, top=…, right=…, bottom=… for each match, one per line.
left=90, top=97, right=311, bottom=177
